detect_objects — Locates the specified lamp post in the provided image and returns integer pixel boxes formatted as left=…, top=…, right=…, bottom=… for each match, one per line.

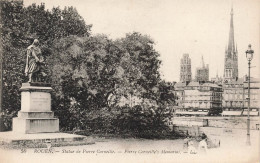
left=245, top=44, right=254, bottom=146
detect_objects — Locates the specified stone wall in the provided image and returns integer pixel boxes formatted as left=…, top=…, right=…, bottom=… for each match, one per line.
left=172, top=116, right=260, bottom=130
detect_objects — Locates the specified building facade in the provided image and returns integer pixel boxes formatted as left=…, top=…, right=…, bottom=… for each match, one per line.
left=222, top=78, right=244, bottom=116
left=180, top=54, right=192, bottom=82
left=243, top=77, right=260, bottom=116
left=174, top=81, right=222, bottom=116
left=195, top=56, right=209, bottom=82
left=223, top=7, right=238, bottom=82
left=222, top=77, right=260, bottom=116
left=174, top=82, right=186, bottom=109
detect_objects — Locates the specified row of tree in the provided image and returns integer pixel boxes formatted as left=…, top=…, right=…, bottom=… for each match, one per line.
left=0, top=1, right=176, bottom=138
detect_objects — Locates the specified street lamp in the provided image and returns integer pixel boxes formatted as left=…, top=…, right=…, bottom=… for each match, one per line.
left=245, top=44, right=254, bottom=146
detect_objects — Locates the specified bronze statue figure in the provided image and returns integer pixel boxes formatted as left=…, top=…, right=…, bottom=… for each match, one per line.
left=25, top=39, right=47, bottom=83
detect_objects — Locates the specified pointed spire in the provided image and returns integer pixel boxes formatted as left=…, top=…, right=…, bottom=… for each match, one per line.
left=228, top=6, right=235, bottom=56
left=201, top=55, right=205, bottom=68
left=224, top=5, right=239, bottom=81
left=231, top=4, right=233, bottom=15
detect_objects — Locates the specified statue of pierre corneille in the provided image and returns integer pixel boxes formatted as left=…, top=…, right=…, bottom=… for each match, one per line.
left=24, top=39, right=47, bottom=83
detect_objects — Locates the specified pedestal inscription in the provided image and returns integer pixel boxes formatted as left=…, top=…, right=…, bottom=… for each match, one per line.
left=21, top=91, right=51, bottom=112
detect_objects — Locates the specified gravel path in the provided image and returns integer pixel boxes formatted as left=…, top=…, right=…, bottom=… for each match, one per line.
left=0, top=128, right=259, bottom=163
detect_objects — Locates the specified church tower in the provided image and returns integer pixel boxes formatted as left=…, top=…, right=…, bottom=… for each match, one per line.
left=223, top=7, right=238, bottom=82
left=195, top=56, right=209, bottom=82
left=180, top=53, right=192, bottom=82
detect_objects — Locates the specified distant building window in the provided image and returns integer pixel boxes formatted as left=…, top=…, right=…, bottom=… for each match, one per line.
left=226, top=102, right=230, bottom=107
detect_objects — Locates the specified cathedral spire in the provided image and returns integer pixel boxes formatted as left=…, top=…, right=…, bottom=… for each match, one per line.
left=223, top=6, right=239, bottom=81
left=228, top=7, right=235, bottom=55
left=201, top=55, right=205, bottom=68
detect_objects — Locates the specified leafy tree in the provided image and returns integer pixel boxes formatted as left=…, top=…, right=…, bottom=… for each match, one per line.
left=0, top=1, right=91, bottom=130
left=50, top=33, right=175, bottom=135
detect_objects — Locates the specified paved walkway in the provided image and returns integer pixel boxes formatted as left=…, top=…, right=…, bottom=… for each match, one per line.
left=0, top=128, right=259, bottom=163
left=201, top=127, right=260, bottom=162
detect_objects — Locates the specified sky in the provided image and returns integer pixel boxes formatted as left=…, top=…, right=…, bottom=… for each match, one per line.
left=24, top=0, right=260, bottom=82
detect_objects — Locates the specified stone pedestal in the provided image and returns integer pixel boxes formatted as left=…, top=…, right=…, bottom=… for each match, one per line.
left=0, top=83, right=93, bottom=147
left=12, top=83, right=59, bottom=134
